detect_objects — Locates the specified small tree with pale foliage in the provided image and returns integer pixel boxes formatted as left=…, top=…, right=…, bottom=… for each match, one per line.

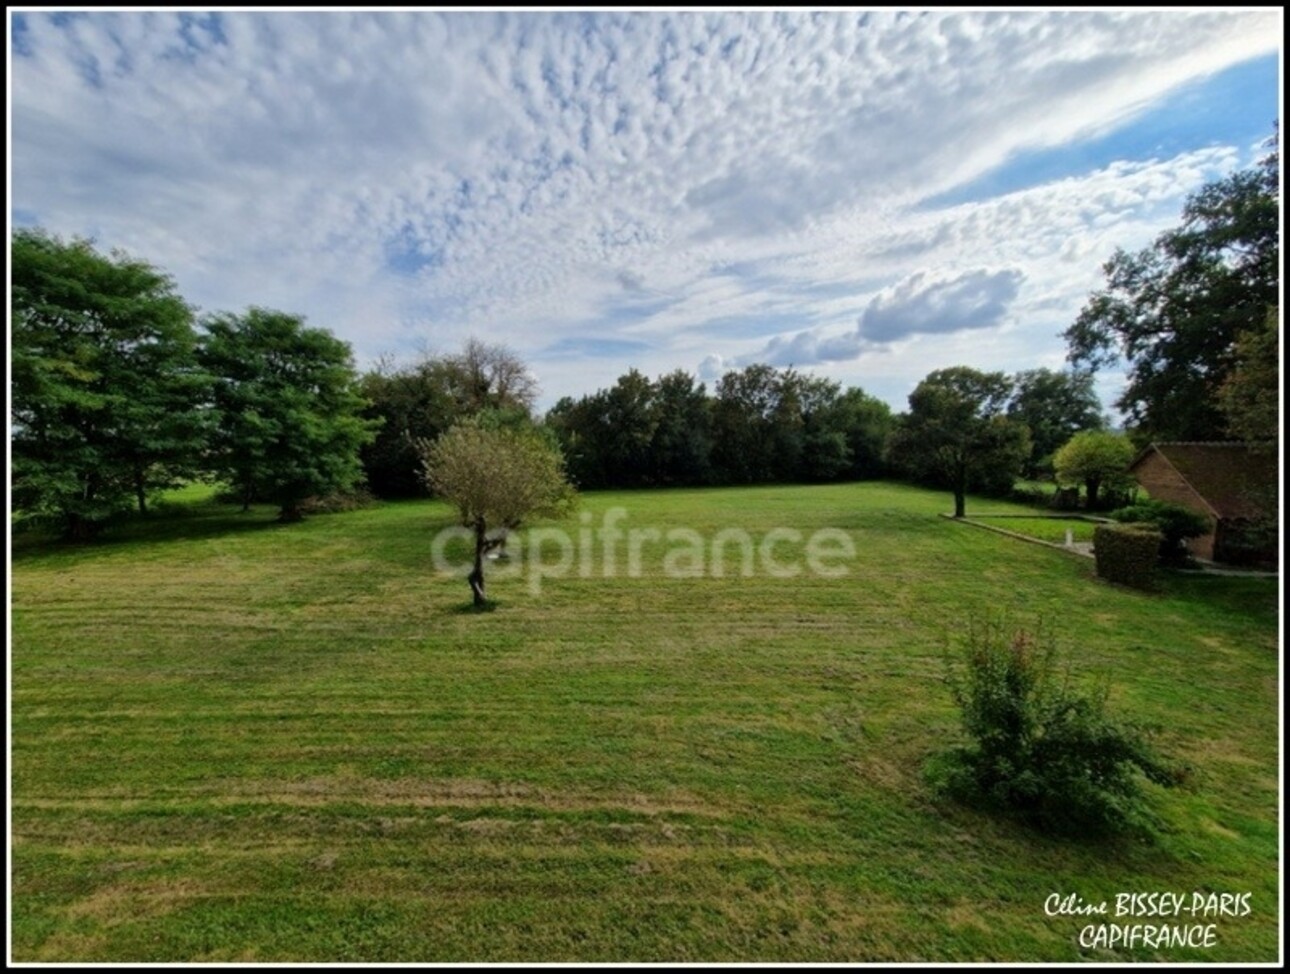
left=419, top=418, right=575, bottom=606
left=1053, top=430, right=1135, bottom=510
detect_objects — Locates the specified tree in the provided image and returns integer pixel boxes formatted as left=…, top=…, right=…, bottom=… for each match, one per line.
left=358, top=355, right=459, bottom=498
left=419, top=417, right=575, bottom=606
left=11, top=228, right=209, bottom=539
left=544, top=370, right=659, bottom=489
left=1052, top=430, right=1135, bottom=511
left=359, top=340, right=541, bottom=497
left=198, top=308, right=378, bottom=521
left=1007, top=368, right=1105, bottom=478
left=545, top=392, right=608, bottom=489
left=1064, top=134, right=1279, bottom=440
left=1218, top=305, right=1279, bottom=444
left=598, top=369, right=661, bottom=487
left=789, top=372, right=847, bottom=482
left=826, top=387, right=895, bottom=480
left=650, top=370, right=714, bottom=486
left=889, top=367, right=1030, bottom=518
left=545, top=365, right=892, bottom=488
left=711, top=364, right=794, bottom=483
left=440, top=337, right=539, bottom=415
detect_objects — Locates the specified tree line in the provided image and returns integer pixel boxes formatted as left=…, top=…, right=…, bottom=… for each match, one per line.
left=536, top=363, right=1110, bottom=497
left=11, top=128, right=1277, bottom=537
left=359, top=351, right=1111, bottom=507
left=11, top=229, right=379, bottom=537
left=10, top=217, right=1108, bottom=540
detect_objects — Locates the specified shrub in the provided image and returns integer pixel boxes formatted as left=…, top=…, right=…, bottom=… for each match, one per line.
left=1099, top=483, right=1137, bottom=511
left=1009, top=483, right=1050, bottom=508
left=1216, top=515, right=1278, bottom=568
left=1093, top=524, right=1162, bottom=589
left=298, top=488, right=377, bottom=514
left=928, top=619, right=1182, bottom=840
left=1049, top=486, right=1081, bottom=511
left=1110, top=500, right=1210, bottom=563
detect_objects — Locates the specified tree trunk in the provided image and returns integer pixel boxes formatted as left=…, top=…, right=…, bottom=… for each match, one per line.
left=953, top=488, right=966, bottom=518
left=1086, top=476, right=1101, bottom=511
left=135, top=469, right=148, bottom=516
left=468, top=519, right=487, bottom=606
left=64, top=513, right=102, bottom=542
left=242, top=483, right=253, bottom=513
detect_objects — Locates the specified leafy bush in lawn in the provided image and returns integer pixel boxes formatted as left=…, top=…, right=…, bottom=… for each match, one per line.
left=928, top=619, right=1183, bottom=840
left=1111, top=499, right=1210, bottom=563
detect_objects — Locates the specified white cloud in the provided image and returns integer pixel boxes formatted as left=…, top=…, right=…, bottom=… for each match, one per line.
left=9, top=9, right=1280, bottom=408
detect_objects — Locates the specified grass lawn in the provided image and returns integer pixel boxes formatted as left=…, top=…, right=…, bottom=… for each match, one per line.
left=964, top=517, right=1101, bottom=546
left=10, top=482, right=1280, bottom=962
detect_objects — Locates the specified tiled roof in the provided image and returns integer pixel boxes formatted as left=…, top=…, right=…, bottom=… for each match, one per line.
left=1130, top=442, right=1278, bottom=520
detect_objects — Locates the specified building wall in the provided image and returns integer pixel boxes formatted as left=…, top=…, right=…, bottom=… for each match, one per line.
left=1131, top=450, right=1216, bottom=560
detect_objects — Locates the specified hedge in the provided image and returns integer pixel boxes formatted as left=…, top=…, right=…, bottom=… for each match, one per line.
left=1110, top=499, right=1210, bottom=563
left=1094, top=524, right=1162, bottom=589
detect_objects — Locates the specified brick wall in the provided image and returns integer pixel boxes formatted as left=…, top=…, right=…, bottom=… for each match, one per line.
left=1132, top=450, right=1216, bottom=560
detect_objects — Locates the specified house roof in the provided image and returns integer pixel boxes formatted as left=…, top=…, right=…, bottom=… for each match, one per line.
left=1129, top=442, right=1279, bottom=520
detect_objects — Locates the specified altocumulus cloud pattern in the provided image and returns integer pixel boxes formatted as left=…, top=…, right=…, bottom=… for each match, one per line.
left=9, top=9, right=1280, bottom=407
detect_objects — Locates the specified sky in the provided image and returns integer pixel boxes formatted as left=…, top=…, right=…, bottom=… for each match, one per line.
left=8, top=9, right=1283, bottom=414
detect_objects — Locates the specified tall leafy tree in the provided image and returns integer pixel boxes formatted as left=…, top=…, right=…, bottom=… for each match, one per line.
left=889, top=367, right=1030, bottom=518
left=545, top=392, right=609, bottom=489
left=827, top=387, right=895, bottom=479
left=11, top=228, right=209, bottom=539
left=711, top=364, right=787, bottom=483
left=791, top=373, right=849, bottom=482
left=649, top=370, right=714, bottom=486
left=1064, top=134, right=1279, bottom=440
left=359, top=355, right=459, bottom=498
left=1218, top=305, right=1279, bottom=445
left=358, top=340, right=540, bottom=497
left=198, top=308, right=378, bottom=521
left=1007, top=368, right=1105, bottom=478
left=598, top=369, right=661, bottom=487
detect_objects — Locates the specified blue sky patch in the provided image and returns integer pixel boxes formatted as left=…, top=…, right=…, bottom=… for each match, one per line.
left=922, top=53, right=1279, bottom=210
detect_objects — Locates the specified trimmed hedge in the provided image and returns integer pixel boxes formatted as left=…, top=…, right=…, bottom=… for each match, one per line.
left=1094, top=524, right=1162, bottom=589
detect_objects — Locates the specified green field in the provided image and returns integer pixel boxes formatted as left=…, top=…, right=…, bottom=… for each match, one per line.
left=10, top=482, right=1280, bottom=962
left=964, top=517, right=1101, bottom=546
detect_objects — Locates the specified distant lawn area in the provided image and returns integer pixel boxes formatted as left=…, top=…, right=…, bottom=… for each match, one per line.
left=965, top=516, right=1102, bottom=546
left=10, top=482, right=1280, bottom=962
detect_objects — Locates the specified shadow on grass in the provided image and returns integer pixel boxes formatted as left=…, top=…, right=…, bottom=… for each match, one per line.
left=11, top=504, right=290, bottom=564
left=445, top=600, right=501, bottom=615
left=1157, top=571, right=1280, bottom=622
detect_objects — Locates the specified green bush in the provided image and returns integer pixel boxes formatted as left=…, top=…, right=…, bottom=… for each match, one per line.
left=298, top=488, right=376, bottom=514
left=1111, top=500, right=1210, bottom=563
left=1008, top=483, right=1050, bottom=508
left=1094, top=524, right=1162, bottom=588
left=1217, top=514, right=1278, bottom=568
left=1049, top=486, right=1081, bottom=511
left=928, top=619, right=1182, bottom=840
